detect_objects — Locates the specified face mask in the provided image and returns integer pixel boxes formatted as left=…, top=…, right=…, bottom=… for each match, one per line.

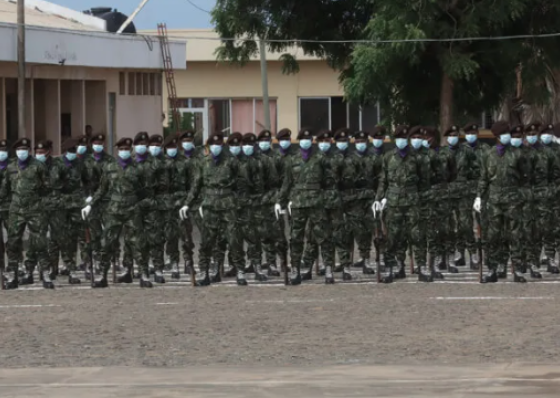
left=229, top=146, right=241, bottom=156
left=35, top=154, right=46, bottom=163
left=242, top=145, right=254, bottom=156
left=77, top=145, right=87, bottom=155
left=447, top=136, right=459, bottom=146
left=182, top=142, right=195, bottom=151
left=395, top=138, right=408, bottom=150
left=16, top=150, right=28, bottom=161
left=210, top=145, right=222, bottom=156
left=373, top=139, right=384, bottom=148
left=499, top=133, right=511, bottom=145
left=541, top=134, right=553, bottom=145
left=465, top=134, right=477, bottom=144
left=0, top=151, right=7, bottom=162
left=356, top=143, right=367, bottom=152
left=258, top=141, right=271, bottom=151
left=135, top=145, right=147, bottom=155
left=92, top=144, right=104, bottom=153
left=510, top=137, right=523, bottom=148
left=318, top=142, right=331, bottom=152
left=149, top=146, right=161, bottom=157
left=422, top=140, right=430, bottom=148
left=166, top=148, right=177, bottom=158
left=410, top=138, right=423, bottom=150
left=279, top=140, right=291, bottom=150
left=526, top=135, right=538, bottom=145
left=336, top=142, right=348, bottom=151
left=299, top=139, right=312, bottom=150
left=65, top=152, right=77, bottom=161
left=118, top=150, right=131, bottom=160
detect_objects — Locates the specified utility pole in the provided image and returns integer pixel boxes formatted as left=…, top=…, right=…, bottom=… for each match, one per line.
left=18, top=0, right=26, bottom=137
left=258, top=38, right=271, bottom=131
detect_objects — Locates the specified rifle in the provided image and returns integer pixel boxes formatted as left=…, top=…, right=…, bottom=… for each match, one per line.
left=374, top=225, right=382, bottom=283
left=476, top=214, right=483, bottom=283
left=85, top=225, right=94, bottom=288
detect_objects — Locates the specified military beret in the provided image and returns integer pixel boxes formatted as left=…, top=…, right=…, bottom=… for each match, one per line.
left=491, top=121, right=510, bottom=137
left=334, top=128, right=351, bottom=141
left=34, top=139, right=52, bottom=150
left=77, top=135, right=89, bottom=145
left=258, top=129, right=272, bottom=140
left=539, top=123, right=554, bottom=134
left=276, top=128, right=292, bottom=140
left=463, top=123, right=479, bottom=134
left=178, top=130, right=195, bottom=140
left=133, top=131, right=149, bottom=144
left=208, top=131, right=224, bottom=145
left=163, top=134, right=178, bottom=148
left=0, top=139, right=8, bottom=149
left=316, top=130, right=332, bottom=140
left=13, top=138, right=31, bottom=149
left=242, top=133, right=257, bottom=144
left=115, top=137, right=133, bottom=147
left=354, top=131, right=368, bottom=140
left=444, top=125, right=460, bottom=136
left=227, top=132, right=243, bottom=145
left=149, top=134, right=164, bottom=145
left=91, top=134, right=105, bottom=143
left=524, top=122, right=541, bottom=133
left=394, top=125, right=410, bottom=138
left=408, top=125, right=425, bottom=137
left=370, top=126, right=386, bottom=138
left=297, top=128, right=313, bottom=140
left=62, top=138, right=79, bottom=152
left=510, top=124, right=524, bottom=135
left=554, top=123, right=560, bottom=138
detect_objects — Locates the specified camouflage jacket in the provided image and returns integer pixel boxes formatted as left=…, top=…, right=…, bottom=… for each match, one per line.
left=142, top=154, right=168, bottom=211
left=255, top=152, right=280, bottom=206
left=414, top=148, right=435, bottom=202
left=0, top=160, right=11, bottom=213
left=83, top=151, right=116, bottom=203
left=376, top=147, right=430, bottom=207
left=91, top=158, right=143, bottom=213
left=52, top=156, right=88, bottom=209
left=477, top=145, right=530, bottom=204
left=177, top=148, right=204, bottom=210
left=277, top=147, right=328, bottom=209
left=470, top=142, right=491, bottom=197
left=365, top=147, right=385, bottom=202
left=336, top=149, right=359, bottom=204
left=427, top=146, right=457, bottom=200
left=524, top=143, right=560, bottom=199
left=319, top=148, right=342, bottom=209
left=236, top=154, right=263, bottom=207
left=186, top=151, right=239, bottom=211
left=7, top=157, right=48, bottom=213
left=440, top=144, right=477, bottom=199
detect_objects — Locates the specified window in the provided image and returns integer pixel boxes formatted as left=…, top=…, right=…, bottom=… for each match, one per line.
left=330, top=97, right=347, bottom=132
left=136, top=72, right=142, bottom=95
left=299, top=98, right=330, bottom=132
left=143, top=73, right=149, bottom=96
left=119, top=72, right=126, bottom=95
left=209, top=99, right=231, bottom=137
left=155, top=73, right=162, bottom=96
left=149, top=73, right=156, bottom=95
left=128, top=72, right=135, bottom=95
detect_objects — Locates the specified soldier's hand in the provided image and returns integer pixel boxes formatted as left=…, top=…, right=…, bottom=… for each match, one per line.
left=199, top=206, right=204, bottom=219
left=179, top=205, right=189, bottom=220
left=274, top=203, right=282, bottom=220
left=380, top=198, right=387, bottom=211
left=473, top=197, right=482, bottom=213
left=288, top=201, right=292, bottom=216
left=81, top=205, right=92, bottom=220
left=85, top=196, right=93, bottom=204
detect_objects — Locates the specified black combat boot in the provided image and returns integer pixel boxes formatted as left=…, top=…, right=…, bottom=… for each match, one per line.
left=59, top=264, right=70, bottom=276
left=545, top=258, right=560, bottom=274
left=116, top=268, right=133, bottom=284
left=379, top=262, right=394, bottom=284
left=184, top=258, right=194, bottom=275
left=19, top=268, right=34, bottom=285
left=267, top=260, right=281, bottom=277
left=513, top=263, right=527, bottom=283
left=290, top=263, right=302, bottom=286
left=342, top=266, right=352, bottom=281
left=469, top=250, right=480, bottom=270
left=529, top=263, right=542, bottom=279
left=363, top=259, right=376, bottom=275
left=301, top=260, right=313, bottom=281
left=68, top=272, right=81, bottom=285
left=140, top=272, right=153, bottom=288
left=154, top=270, right=166, bottom=284
left=496, top=264, right=507, bottom=279
left=244, top=263, right=255, bottom=274
left=42, top=271, right=55, bottom=289
left=481, top=268, right=498, bottom=284
left=438, top=254, right=448, bottom=271
left=236, top=269, right=248, bottom=286
left=3, top=271, right=18, bottom=290
left=447, top=253, right=460, bottom=274
left=353, top=258, right=365, bottom=268
left=324, top=265, right=334, bottom=284
left=418, top=266, right=434, bottom=283
left=210, top=262, right=221, bottom=283
left=394, top=260, right=406, bottom=279
left=254, top=263, right=268, bottom=282
left=92, top=270, right=108, bottom=288
left=195, top=265, right=211, bottom=287
left=171, top=262, right=180, bottom=280
left=429, top=256, right=444, bottom=280
left=455, top=250, right=466, bottom=266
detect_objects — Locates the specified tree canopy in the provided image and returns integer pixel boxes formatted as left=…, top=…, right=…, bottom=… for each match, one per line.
left=212, top=0, right=560, bottom=129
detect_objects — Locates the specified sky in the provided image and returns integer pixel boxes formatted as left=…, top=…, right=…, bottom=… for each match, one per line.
left=49, top=0, right=216, bottom=30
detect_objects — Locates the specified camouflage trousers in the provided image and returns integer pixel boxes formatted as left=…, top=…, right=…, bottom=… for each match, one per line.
left=145, top=210, right=166, bottom=271
left=545, top=198, right=560, bottom=258
left=198, top=209, right=243, bottom=272
left=385, top=205, right=420, bottom=269
left=88, top=202, right=120, bottom=264
left=449, top=197, right=477, bottom=253
left=346, top=199, right=375, bottom=261
left=484, top=200, right=524, bottom=270
left=412, top=202, right=428, bottom=267
left=0, top=211, right=8, bottom=270
left=302, top=208, right=343, bottom=268
left=525, top=195, right=554, bottom=263
left=289, top=207, right=334, bottom=270
left=427, top=195, right=451, bottom=257
left=7, top=210, right=49, bottom=273
left=263, top=208, right=289, bottom=265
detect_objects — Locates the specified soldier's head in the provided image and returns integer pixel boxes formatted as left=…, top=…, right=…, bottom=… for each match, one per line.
left=509, top=125, right=524, bottom=148
left=62, top=138, right=79, bottom=161
left=424, top=126, right=440, bottom=148
left=208, top=132, right=225, bottom=156
left=179, top=130, right=195, bottom=152
left=0, top=139, right=8, bottom=162
left=408, top=126, right=424, bottom=150
left=242, top=133, right=257, bottom=157
left=297, top=128, right=314, bottom=150
left=539, top=124, right=554, bottom=146
left=463, top=123, right=479, bottom=145
left=353, top=131, right=369, bottom=153
left=444, top=125, right=460, bottom=147
left=394, top=125, right=410, bottom=150
left=525, top=122, right=540, bottom=146
left=77, top=135, right=89, bottom=156
left=257, top=129, right=272, bottom=152
left=163, top=134, right=179, bottom=158
left=491, top=121, right=511, bottom=145
left=149, top=134, right=163, bottom=157
left=334, top=128, right=350, bottom=152
left=34, top=139, right=51, bottom=163
left=227, top=132, right=242, bottom=157
left=116, top=138, right=133, bottom=160
left=316, top=130, right=332, bottom=153
left=91, top=134, right=105, bottom=154
left=276, top=128, right=292, bottom=150
left=370, top=126, right=386, bottom=149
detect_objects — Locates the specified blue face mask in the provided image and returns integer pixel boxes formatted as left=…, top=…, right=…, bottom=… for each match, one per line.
left=16, top=150, right=29, bottom=161
left=510, top=137, right=523, bottom=148
left=422, top=140, right=430, bottom=148
left=135, top=145, right=147, bottom=155
left=66, top=152, right=77, bottom=161
left=182, top=141, right=195, bottom=151
left=373, top=139, right=384, bottom=148
left=229, top=146, right=241, bottom=156
left=395, top=138, right=408, bottom=150
left=336, top=142, right=348, bottom=151
left=210, top=145, right=222, bottom=156
left=258, top=141, right=271, bottom=151
left=77, top=146, right=87, bottom=155
left=279, top=140, right=291, bottom=150
left=149, top=146, right=161, bottom=157
left=0, top=151, right=7, bottom=162
left=166, top=148, right=177, bottom=158
left=541, top=134, right=553, bottom=145
left=499, top=133, right=511, bottom=145
left=318, top=142, right=331, bottom=152
left=526, top=135, right=538, bottom=145
left=299, top=139, right=312, bottom=150
left=356, top=143, right=367, bottom=152
left=447, top=136, right=459, bottom=146
left=242, top=145, right=254, bottom=156
left=119, top=150, right=131, bottom=160
left=465, top=134, right=477, bottom=144
left=410, top=138, right=423, bottom=150
left=35, top=154, right=46, bottom=163
left=92, top=144, right=104, bottom=153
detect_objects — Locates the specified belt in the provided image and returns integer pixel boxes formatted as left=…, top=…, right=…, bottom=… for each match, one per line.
left=387, top=186, right=417, bottom=194
left=293, top=184, right=321, bottom=190
left=110, top=195, right=137, bottom=202
left=205, top=188, right=233, bottom=195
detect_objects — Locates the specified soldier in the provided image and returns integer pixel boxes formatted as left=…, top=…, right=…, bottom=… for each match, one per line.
left=474, top=121, right=530, bottom=283
left=179, top=132, right=245, bottom=286
left=276, top=128, right=334, bottom=285
left=76, top=135, right=90, bottom=159
left=374, top=126, right=431, bottom=282
left=4, top=138, right=52, bottom=289
left=367, top=127, right=387, bottom=270
left=0, top=140, right=10, bottom=277
left=81, top=137, right=152, bottom=288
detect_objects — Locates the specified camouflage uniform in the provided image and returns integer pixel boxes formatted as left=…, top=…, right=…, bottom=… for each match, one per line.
left=544, top=124, right=560, bottom=263
left=0, top=143, right=10, bottom=272
left=413, top=143, right=432, bottom=273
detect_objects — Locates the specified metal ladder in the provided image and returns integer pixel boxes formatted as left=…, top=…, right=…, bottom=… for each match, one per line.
left=157, top=23, right=181, bottom=134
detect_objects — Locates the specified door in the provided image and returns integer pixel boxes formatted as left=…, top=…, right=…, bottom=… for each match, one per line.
left=179, top=107, right=208, bottom=146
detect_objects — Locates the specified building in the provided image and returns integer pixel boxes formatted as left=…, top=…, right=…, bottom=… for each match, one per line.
left=0, top=0, right=185, bottom=154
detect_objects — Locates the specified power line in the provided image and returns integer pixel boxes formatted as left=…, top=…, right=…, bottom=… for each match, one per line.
left=184, top=0, right=211, bottom=14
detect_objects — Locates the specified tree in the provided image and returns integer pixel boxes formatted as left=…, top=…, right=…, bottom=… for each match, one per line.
left=212, top=0, right=560, bottom=129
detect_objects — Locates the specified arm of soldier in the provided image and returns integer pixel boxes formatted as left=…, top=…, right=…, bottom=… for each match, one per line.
left=49, top=160, right=65, bottom=203
left=264, top=157, right=280, bottom=201
left=476, top=150, right=489, bottom=200
left=91, top=168, right=109, bottom=207
left=448, top=151, right=458, bottom=183
left=417, top=152, right=431, bottom=194
left=185, top=161, right=202, bottom=208
left=375, top=154, right=388, bottom=201
left=276, top=156, right=293, bottom=207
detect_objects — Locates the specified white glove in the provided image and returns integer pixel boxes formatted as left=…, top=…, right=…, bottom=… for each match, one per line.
left=179, top=205, right=189, bottom=220
left=380, top=198, right=387, bottom=211
left=274, top=204, right=282, bottom=220
left=473, top=197, right=481, bottom=213
left=288, top=201, right=293, bottom=216
left=85, top=196, right=93, bottom=204
left=81, top=205, right=92, bottom=220
left=372, top=202, right=379, bottom=218
left=199, top=206, right=204, bottom=219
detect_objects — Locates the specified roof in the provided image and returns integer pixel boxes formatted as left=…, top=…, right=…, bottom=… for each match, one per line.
left=0, top=0, right=105, bottom=31
left=141, top=28, right=323, bottom=62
